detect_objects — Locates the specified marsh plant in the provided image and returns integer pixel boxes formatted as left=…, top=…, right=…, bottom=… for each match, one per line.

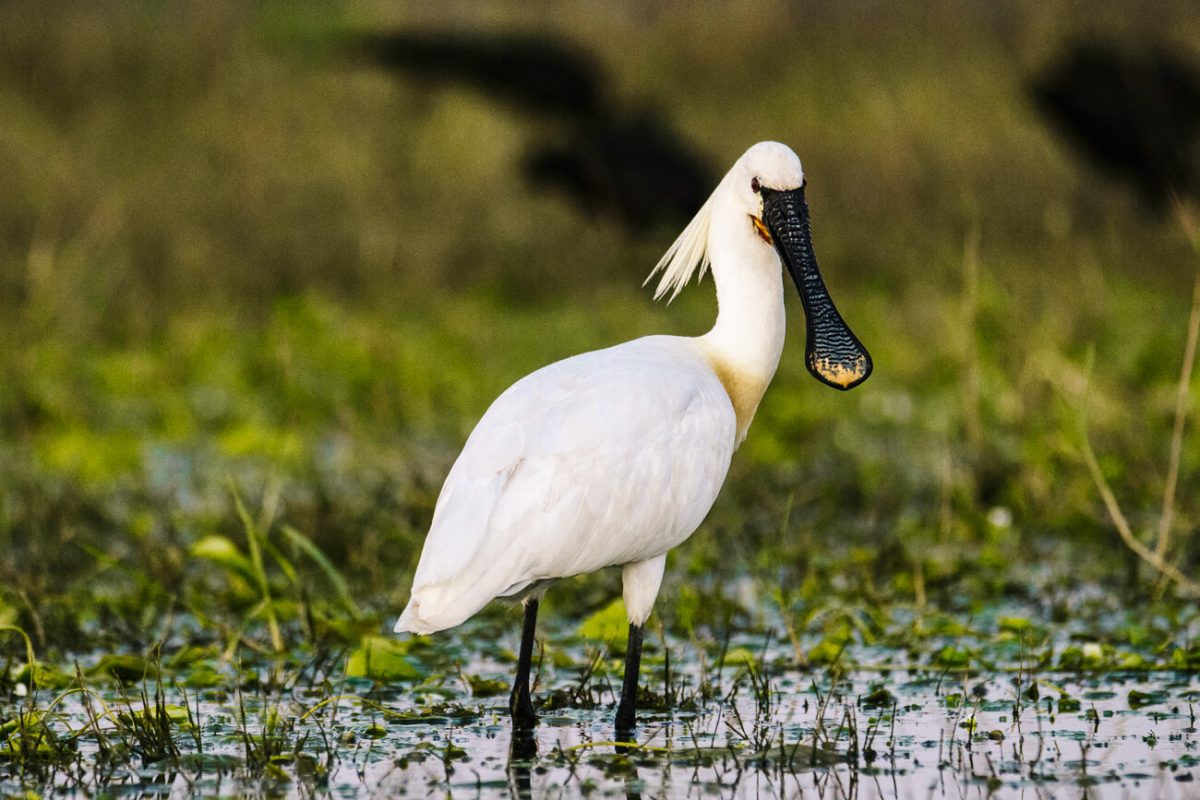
left=1, top=1, right=1199, bottom=797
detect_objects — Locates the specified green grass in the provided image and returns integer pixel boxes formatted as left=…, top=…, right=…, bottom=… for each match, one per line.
left=0, top=1, right=1198, bottom=793
left=0, top=0, right=1196, bottom=655
left=0, top=282, right=1195, bottom=650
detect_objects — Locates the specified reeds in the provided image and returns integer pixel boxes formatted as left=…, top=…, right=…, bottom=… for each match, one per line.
left=1076, top=204, right=1200, bottom=597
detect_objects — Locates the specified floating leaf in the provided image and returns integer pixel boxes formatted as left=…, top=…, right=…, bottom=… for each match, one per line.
left=1128, top=689, right=1168, bottom=708
left=577, top=599, right=628, bottom=651
left=932, top=646, right=971, bottom=668
left=861, top=685, right=895, bottom=708
left=89, top=654, right=157, bottom=682
left=465, top=674, right=508, bottom=697
left=1057, top=696, right=1081, bottom=712
left=723, top=647, right=759, bottom=668
left=182, top=664, right=226, bottom=689
left=346, top=636, right=425, bottom=682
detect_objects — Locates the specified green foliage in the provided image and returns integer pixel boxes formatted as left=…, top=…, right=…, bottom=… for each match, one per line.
left=807, top=633, right=850, bottom=667
left=0, top=712, right=65, bottom=763
left=577, top=599, right=630, bottom=652
left=88, top=654, right=157, bottom=683
left=192, top=535, right=258, bottom=589
left=860, top=684, right=895, bottom=709
left=0, top=3, right=1197, bottom=793
left=1127, top=689, right=1169, bottom=708
left=345, top=636, right=424, bottom=682
left=463, top=674, right=508, bottom=697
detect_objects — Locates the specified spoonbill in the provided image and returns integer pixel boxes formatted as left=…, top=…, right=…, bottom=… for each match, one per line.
left=395, top=141, right=871, bottom=732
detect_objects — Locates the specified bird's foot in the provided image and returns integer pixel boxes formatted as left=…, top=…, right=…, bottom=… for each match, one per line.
left=509, top=688, right=538, bottom=731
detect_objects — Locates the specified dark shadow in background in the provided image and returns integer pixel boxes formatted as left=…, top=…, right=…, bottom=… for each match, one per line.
left=351, top=30, right=714, bottom=233
left=1031, top=38, right=1200, bottom=211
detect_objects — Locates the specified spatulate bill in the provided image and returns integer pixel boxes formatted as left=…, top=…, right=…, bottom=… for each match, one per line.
left=761, top=185, right=872, bottom=390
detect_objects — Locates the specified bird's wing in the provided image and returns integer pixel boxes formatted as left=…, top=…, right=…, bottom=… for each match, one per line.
left=398, top=336, right=735, bottom=633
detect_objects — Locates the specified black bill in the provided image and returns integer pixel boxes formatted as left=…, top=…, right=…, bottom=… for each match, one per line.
left=761, top=185, right=872, bottom=390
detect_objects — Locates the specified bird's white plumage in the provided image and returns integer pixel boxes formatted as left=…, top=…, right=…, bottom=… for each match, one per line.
left=397, top=141, right=809, bottom=636
left=397, top=336, right=736, bottom=633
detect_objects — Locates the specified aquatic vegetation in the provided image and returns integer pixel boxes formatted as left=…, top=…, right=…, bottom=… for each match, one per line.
left=1, top=598, right=1197, bottom=796
left=1, top=1, right=1199, bottom=795
left=0, top=283, right=1195, bottom=793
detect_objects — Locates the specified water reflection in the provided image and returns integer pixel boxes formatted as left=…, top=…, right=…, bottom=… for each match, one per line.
left=614, top=741, right=643, bottom=800
left=4, top=636, right=1196, bottom=798
left=507, top=729, right=537, bottom=798
left=507, top=728, right=646, bottom=799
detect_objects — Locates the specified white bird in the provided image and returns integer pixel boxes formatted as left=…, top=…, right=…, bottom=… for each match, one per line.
left=395, top=141, right=871, bottom=732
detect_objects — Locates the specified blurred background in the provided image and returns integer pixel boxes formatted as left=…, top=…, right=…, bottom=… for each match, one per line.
left=0, top=0, right=1198, bottom=648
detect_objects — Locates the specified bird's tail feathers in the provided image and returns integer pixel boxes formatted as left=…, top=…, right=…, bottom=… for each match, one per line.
left=393, top=584, right=485, bottom=635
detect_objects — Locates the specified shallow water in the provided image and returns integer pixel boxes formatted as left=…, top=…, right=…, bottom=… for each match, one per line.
left=4, top=621, right=1197, bottom=799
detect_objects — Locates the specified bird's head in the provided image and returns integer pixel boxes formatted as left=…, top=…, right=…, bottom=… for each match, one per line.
left=747, top=143, right=871, bottom=390
left=727, top=141, right=806, bottom=230
left=648, top=141, right=872, bottom=390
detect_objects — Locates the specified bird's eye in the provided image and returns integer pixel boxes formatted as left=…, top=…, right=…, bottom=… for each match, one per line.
left=750, top=176, right=761, bottom=193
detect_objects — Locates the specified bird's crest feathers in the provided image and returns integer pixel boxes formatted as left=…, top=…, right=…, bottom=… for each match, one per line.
left=644, top=173, right=726, bottom=302
left=645, top=140, right=799, bottom=302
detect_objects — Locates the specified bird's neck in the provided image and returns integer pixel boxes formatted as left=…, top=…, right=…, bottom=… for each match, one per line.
left=699, top=210, right=786, bottom=445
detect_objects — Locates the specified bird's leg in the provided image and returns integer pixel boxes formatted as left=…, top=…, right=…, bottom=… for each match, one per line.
left=614, top=622, right=644, bottom=733
left=509, top=598, right=539, bottom=730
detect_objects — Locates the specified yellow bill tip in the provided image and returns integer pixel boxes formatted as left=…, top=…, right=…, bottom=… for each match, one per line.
left=811, top=355, right=870, bottom=389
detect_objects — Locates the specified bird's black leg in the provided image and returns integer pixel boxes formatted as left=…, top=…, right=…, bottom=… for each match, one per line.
left=509, top=599, right=539, bottom=730
left=614, top=623, right=644, bottom=733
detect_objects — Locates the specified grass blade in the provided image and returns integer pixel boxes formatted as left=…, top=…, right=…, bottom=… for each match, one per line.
left=281, top=525, right=363, bottom=619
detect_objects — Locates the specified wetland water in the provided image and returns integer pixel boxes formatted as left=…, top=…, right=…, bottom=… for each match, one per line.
left=2, top=614, right=1197, bottom=799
